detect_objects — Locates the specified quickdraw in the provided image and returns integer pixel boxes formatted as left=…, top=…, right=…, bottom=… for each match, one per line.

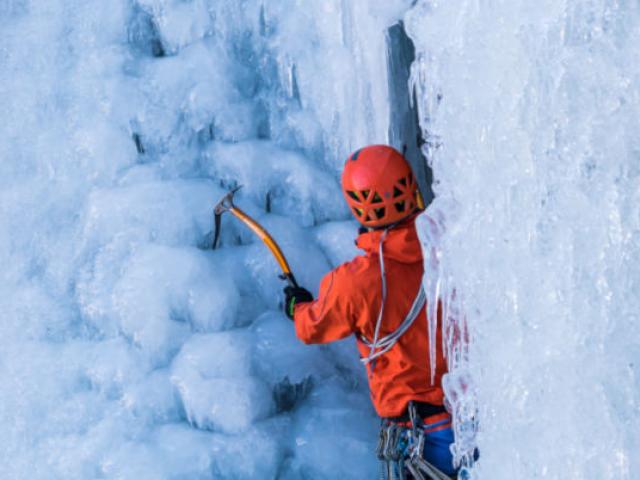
left=376, top=403, right=454, bottom=480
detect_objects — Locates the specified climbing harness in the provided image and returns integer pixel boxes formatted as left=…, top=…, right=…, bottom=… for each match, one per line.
left=212, top=186, right=299, bottom=288
left=359, top=228, right=426, bottom=365
left=376, top=402, right=454, bottom=480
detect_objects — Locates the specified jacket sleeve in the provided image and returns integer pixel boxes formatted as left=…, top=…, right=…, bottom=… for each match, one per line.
left=293, top=265, right=358, bottom=344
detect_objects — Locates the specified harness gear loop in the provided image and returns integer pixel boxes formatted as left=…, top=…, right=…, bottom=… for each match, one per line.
left=408, top=401, right=421, bottom=437
left=376, top=413, right=454, bottom=480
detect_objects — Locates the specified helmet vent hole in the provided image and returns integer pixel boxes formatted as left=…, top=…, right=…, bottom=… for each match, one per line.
left=347, top=190, right=360, bottom=201
left=395, top=201, right=406, bottom=213
left=393, top=186, right=403, bottom=198
left=361, top=189, right=370, bottom=200
left=374, top=207, right=386, bottom=219
left=371, top=192, right=383, bottom=203
left=398, top=177, right=407, bottom=187
left=353, top=207, right=363, bottom=217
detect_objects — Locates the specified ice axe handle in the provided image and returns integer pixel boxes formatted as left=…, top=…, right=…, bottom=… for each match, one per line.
left=280, top=272, right=299, bottom=288
left=212, top=188, right=299, bottom=287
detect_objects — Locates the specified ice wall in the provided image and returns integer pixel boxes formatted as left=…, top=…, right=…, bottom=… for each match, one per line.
left=0, top=1, right=413, bottom=478
left=407, top=1, right=640, bottom=479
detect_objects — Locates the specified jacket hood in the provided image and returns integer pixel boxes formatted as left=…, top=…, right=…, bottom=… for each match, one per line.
left=355, top=215, right=423, bottom=264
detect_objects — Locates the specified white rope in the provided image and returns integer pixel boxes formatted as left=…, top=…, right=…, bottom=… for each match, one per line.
left=365, top=229, right=388, bottom=363
left=360, top=229, right=426, bottom=365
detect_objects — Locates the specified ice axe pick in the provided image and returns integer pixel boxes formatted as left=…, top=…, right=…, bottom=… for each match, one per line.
left=212, top=187, right=300, bottom=288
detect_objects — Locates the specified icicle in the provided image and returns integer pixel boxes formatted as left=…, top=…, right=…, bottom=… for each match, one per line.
left=441, top=273, right=450, bottom=359
left=418, top=205, right=446, bottom=385
left=427, top=265, right=441, bottom=385
left=417, top=198, right=477, bottom=469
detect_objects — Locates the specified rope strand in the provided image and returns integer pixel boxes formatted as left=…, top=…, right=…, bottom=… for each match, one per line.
left=361, top=229, right=426, bottom=365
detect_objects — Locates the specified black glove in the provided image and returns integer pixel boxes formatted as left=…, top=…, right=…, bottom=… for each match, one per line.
left=284, top=286, right=313, bottom=320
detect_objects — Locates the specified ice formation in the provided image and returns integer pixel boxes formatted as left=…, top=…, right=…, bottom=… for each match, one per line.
left=0, top=0, right=409, bottom=478
left=1, top=0, right=638, bottom=479
left=408, top=1, right=640, bottom=478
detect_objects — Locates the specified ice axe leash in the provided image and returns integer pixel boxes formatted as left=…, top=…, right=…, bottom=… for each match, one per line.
left=212, top=187, right=300, bottom=288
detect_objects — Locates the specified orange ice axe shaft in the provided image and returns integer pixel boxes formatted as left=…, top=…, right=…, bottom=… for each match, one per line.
left=212, top=187, right=299, bottom=288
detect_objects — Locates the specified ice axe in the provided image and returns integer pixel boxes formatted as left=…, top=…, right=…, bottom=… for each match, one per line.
left=212, top=187, right=300, bottom=288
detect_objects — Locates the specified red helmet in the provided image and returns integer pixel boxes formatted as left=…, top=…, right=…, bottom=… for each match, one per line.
left=341, top=145, right=419, bottom=228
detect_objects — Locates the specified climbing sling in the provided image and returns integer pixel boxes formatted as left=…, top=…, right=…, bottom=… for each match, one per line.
left=359, top=228, right=426, bottom=366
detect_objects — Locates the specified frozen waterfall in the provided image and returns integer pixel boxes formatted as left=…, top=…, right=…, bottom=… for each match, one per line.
left=0, top=0, right=638, bottom=479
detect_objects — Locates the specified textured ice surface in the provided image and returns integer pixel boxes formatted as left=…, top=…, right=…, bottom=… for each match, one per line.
left=408, top=1, right=640, bottom=478
left=0, top=0, right=413, bottom=478
left=3, top=0, right=636, bottom=478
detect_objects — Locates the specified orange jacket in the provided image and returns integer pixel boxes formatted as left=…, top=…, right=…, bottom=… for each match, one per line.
left=294, top=217, right=447, bottom=418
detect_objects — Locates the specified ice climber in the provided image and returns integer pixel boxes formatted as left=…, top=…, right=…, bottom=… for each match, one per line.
left=283, top=145, right=457, bottom=479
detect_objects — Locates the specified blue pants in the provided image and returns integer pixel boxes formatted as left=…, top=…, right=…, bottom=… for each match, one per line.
left=422, top=420, right=457, bottom=476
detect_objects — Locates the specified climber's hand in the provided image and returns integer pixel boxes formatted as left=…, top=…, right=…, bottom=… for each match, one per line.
left=283, top=286, right=313, bottom=320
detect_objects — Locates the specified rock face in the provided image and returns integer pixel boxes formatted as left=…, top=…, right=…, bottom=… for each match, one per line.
left=386, top=20, right=434, bottom=206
